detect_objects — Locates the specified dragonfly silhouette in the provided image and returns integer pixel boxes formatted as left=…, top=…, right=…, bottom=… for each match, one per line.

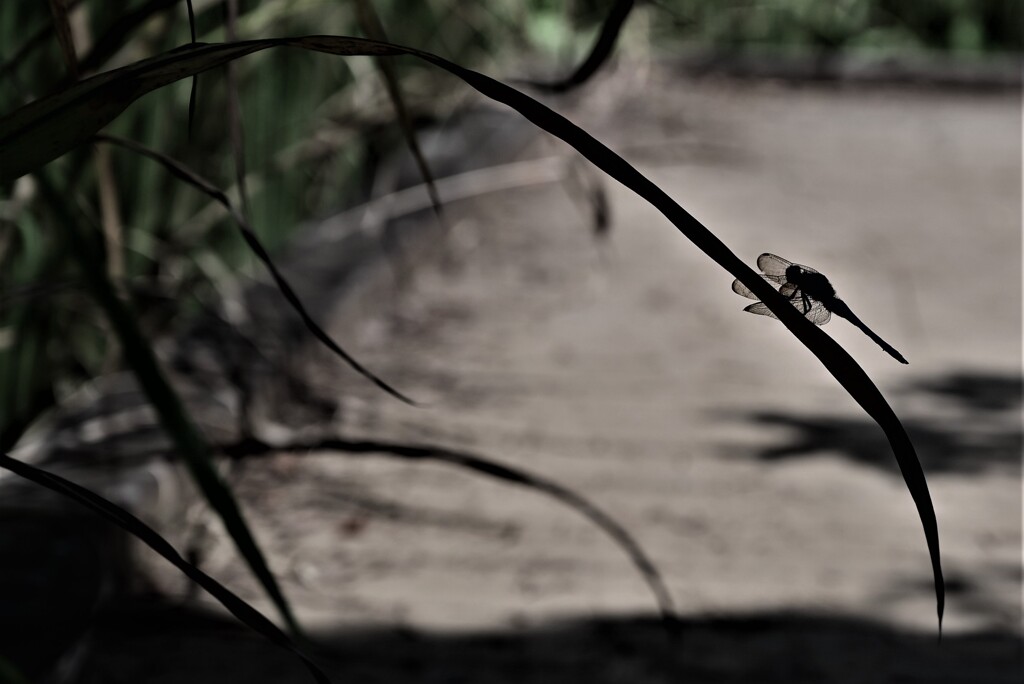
left=732, top=253, right=908, bottom=364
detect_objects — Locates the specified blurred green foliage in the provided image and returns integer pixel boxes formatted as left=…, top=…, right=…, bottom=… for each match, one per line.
left=0, top=0, right=1019, bottom=450
left=652, top=0, right=1021, bottom=54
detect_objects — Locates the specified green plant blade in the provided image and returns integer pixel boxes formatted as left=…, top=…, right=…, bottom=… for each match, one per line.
left=92, top=133, right=417, bottom=405
left=0, top=35, right=942, bottom=629
left=354, top=0, right=445, bottom=221
left=35, top=172, right=304, bottom=639
left=0, top=452, right=331, bottom=684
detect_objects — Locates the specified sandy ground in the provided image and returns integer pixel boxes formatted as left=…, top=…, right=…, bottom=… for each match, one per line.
left=78, top=65, right=1021, bottom=682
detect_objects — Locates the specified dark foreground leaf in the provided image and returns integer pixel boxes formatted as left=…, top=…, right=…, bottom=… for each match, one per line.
left=0, top=452, right=331, bottom=684
left=35, top=173, right=304, bottom=639
left=0, top=34, right=942, bottom=630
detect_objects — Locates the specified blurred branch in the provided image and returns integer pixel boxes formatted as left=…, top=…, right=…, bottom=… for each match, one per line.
left=219, top=434, right=680, bottom=629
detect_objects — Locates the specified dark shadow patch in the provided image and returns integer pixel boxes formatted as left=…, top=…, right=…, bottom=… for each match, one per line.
left=910, top=372, right=1023, bottom=413
left=741, top=371, right=1023, bottom=475
left=80, top=601, right=1023, bottom=684
left=749, top=412, right=1021, bottom=474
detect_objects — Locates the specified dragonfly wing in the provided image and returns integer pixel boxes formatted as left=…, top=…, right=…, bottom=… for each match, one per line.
left=758, top=253, right=822, bottom=281
left=779, top=282, right=801, bottom=298
left=779, top=283, right=812, bottom=313
left=805, top=303, right=832, bottom=325
left=756, top=253, right=792, bottom=281
left=731, top=279, right=761, bottom=300
left=746, top=299, right=829, bottom=325
left=778, top=282, right=830, bottom=320
left=743, top=302, right=778, bottom=319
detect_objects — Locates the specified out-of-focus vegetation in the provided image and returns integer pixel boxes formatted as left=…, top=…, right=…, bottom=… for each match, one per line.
left=619, top=0, right=1022, bottom=55
left=0, top=5, right=965, bottom=674
left=0, top=0, right=538, bottom=451
left=0, top=0, right=1019, bottom=451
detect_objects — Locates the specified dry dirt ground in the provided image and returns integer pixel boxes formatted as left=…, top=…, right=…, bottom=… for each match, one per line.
left=83, top=64, right=1020, bottom=682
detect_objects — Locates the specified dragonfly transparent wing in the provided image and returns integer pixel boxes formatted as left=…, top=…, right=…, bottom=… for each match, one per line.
left=731, top=278, right=760, bottom=300
left=732, top=273, right=801, bottom=299
left=804, top=302, right=831, bottom=325
left=743, top=300, right=831, bottom=325
left=742, top=302, right=778, bottom=319
left=742, top=282, right=832, bottom=325
left=757, top=253, right=820, bottom=283
left=778, top=282, right=831, bottom=323
left=756, top=253, right=792, bottom=283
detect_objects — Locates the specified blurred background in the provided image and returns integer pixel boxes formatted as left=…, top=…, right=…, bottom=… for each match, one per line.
left=0, top=1, right=1020, bottom=682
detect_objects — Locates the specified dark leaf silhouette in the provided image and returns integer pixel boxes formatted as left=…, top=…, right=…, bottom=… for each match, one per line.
left=0, top=452, right=331, bottom=684
left=34, top=172, right=304, bottom=640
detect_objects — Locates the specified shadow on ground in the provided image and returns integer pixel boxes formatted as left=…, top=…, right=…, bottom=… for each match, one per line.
left=741, top=371, right=1022, bottom=474
left=80, top=602, right=1021, bottom=684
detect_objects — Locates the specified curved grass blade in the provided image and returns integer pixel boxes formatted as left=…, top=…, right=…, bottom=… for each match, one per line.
left=354, top=0, right=445, bottom=222
left=521, top=0, right=635, bottom=94
left=0, top=36, right=942, bottom=630
left=34, top=172, right=304, bottom=639
left=221, top=436, right=678, bottom=629
left=76, top=0, right=179, bottom=76
left=46, top=0, right=79, bottom=80
left=0, top=452, right=331, bottom=684
left=93, top=133, right=417, bottom=406
left=185, top=0, right=198, bottom=138
left=0, top=0, right=85, bottom=82
left=222, top=0, right=251, bottom=224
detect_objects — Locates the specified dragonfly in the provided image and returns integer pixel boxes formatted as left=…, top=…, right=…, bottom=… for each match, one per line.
left=732, top=253, right=908, bottom=364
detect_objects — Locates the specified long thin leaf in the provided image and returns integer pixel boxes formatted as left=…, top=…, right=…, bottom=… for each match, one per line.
left=34, top=172, right=305, bottom=638
left=75, top=0, right=179, bottom=76
left=220, top=436, right=678, bottom=629
left=185, top=0, right=198, bottom=138
left=0, top=36, right=942, bottom=629
left=354, top=0, right=445, bottom=221
left=93, top=133, right=417, bottom=406
left=523, top=0, right=636, bottom=93
left=0, top=452, right=330, bottom=684
left=222, top=0, right=251, bottom=223
left=46, top=0, right=79, bottom=80
left=0, top=0, right=85, bottom=81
